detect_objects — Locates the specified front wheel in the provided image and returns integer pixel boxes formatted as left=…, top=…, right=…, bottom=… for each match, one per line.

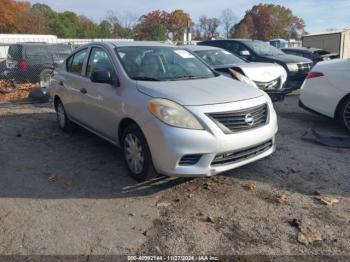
left=340, top=97, right=350, bottom=132
left=122, top=124, right=158, bottom=181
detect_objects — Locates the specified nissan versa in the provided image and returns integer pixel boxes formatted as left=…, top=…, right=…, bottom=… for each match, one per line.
left=49, top=42, right=278, bottom=181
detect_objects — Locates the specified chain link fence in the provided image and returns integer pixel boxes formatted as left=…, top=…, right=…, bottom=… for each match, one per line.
left=0, top=36, right=133, bottom=103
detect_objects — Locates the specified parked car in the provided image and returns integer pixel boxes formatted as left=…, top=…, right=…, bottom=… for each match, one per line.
left=184, top=45, right=288, bottom=101
left=198, top=39, right=313, bottom=91
left=269, top=39, right=289, bottom=49
left=4, top=43, right=73, bottom=87
left=299, top=59, right=350, bottom=131
left=49, top=42, right=278, bottom=181
left=282, top=47, right=339, bottom=64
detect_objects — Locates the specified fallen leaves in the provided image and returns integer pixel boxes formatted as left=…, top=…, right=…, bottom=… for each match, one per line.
left=314, top=196, right=339, bottom=206
left=64, top=181, right=72, bottom=188
left=47, top=175, right=57, bottom=183
left=288, top=218, right=322, bottom=245
left=242, top=182, right=256, bottom=191
left=275, top=194, right=288, bottom=204
left=0, top=81, right=39, bottom=102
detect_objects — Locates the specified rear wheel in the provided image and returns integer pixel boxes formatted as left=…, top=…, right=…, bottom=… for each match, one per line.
left=55, top=99, right=75, bottom=132
left=122, top=124, right=158, bottom=181
left=340, top=97, right=350, bottom=132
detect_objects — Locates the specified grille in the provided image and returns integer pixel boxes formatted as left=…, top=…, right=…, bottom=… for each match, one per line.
left=297, top=62, right=312, bottom=73
left=254, top=77, right=281, bottom=91
left=211, top=140, right=273, bottom=166
left=179, top=154, right=202, bottom=166
left=208, top=104, right=268, bottom=133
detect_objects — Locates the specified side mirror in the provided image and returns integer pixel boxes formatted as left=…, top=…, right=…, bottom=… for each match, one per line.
left=91, top=70, right=119, bottom=86
left=239, top=50, right=251, bottom=60
left=91, top=70, right=111, bottom=84
left=240, top=50, right=251, bottom=57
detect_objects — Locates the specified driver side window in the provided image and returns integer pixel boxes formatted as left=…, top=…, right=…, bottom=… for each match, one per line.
left=86, top=47, right=116, bottom=80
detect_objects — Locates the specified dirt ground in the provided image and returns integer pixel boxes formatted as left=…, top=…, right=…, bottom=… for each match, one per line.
left=0, top=95, right=349, bottom=256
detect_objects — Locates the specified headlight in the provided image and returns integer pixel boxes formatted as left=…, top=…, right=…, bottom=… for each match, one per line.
left=287, top=63, right=298, bottom=72
left=148, top=98, right=203, bottom=130
left=229, top=68, right=258, bottom=89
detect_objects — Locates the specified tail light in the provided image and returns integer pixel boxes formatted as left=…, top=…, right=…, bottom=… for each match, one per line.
left=19, top=60, right=29, bottom=71
left=306, top=71, right=324, bottom=79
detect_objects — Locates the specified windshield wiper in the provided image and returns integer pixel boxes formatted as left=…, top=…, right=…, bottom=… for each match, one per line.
left=133, top=76, right=161, bottom=81
left=169, top=75, right=209, bottom=81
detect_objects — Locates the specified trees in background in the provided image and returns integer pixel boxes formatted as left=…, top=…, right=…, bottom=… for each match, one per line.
left=134, top=9, right=193, bottom=41
left=0, top=0, right=307, bottom=41
left=196, top=15, right=220, bottom=40
left=220, top=8, right=236, bottom=39
left=232, top=4, right=305, bottom=41
left=0, top=0, right=33, bottom=33
left=134, top=10, right=169, bottom=40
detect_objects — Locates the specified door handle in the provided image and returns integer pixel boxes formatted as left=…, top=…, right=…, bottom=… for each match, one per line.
left=80, top=88, right=87, bottom=94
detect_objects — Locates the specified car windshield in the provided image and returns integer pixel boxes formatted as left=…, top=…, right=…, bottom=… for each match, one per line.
left=195, top=49, right=245, bottom=66
left=244, top=41, right=284, bottom=56
left=115, top=46, right=216, bottom=81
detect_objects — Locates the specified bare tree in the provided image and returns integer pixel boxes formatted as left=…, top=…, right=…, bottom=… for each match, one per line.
left=198, top=15, right=209, bottom=39
left=105, top=10, right=138, bottom=38
left=198, top=15, right=220, bottom=40
left=207, top=17, right=220, bottom=39
left=221, top=8, right=236, bottom=39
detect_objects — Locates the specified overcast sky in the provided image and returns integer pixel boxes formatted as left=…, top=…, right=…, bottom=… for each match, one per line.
left=28, top=0, right=350, bottom=33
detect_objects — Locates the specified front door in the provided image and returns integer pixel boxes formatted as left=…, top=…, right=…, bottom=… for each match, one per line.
left=78, top=46, right=122, bottom=141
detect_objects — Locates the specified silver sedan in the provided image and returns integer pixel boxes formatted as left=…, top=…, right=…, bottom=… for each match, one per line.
left=49, top=41, right=278, bottom=181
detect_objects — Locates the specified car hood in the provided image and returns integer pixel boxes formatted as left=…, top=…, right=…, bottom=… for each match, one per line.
left=214, top=63, right=286, bottom=82
left=136, top=75, right=263, bottom=106
left=263, top=53, right=312, bottom=64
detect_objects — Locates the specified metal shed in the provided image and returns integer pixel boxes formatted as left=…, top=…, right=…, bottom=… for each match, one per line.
left=302, top=29, right=350, bottom=59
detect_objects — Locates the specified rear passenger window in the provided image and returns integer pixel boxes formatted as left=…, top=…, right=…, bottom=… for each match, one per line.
left=67, top=49, right=87, bottom=75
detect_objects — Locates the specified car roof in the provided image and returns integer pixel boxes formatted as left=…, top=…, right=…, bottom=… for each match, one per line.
left=81, top=41, right=175, bottom=49
left=184, top=45, right=221, bottom=51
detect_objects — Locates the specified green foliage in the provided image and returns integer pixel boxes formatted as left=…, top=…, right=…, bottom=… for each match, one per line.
left=232, top=4, right=305, bottom=41
left=1, top=0, right=307, bottom=42
left=149, top=22, right=168, bottom=41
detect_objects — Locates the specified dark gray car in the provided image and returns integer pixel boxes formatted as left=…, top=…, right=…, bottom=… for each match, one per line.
left=198, top=39, right=313, bottom=90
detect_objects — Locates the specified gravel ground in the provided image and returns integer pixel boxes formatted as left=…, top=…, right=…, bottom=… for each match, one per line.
left=0, top=96, right=349, bottom=256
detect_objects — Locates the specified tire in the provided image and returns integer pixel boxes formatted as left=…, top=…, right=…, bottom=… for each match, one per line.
left=122, top=124, right=158, bottom=181
left=340, top=97, right=350, bottom=132
left=39, top=68, right=53, bottom=89
left=55, top=99, right=75, bottom=132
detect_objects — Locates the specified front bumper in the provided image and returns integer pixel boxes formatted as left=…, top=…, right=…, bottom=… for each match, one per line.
left=141, top=96, right=278, bottom=177
left=266, top=88, right=289, bottom=102
left=285, top=73, right=308, bottom=91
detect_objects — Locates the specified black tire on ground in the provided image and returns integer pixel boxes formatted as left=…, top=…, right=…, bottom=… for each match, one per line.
left=340, top=97, right=350, bottom=132
left=55, top=98, right=75, bottom=132
left=122, top=124, right=158, bottom=182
